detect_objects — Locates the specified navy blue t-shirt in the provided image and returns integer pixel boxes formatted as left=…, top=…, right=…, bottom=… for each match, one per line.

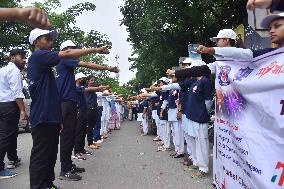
left=76, top=86, right=87, bottom=112
left=168, top=90, right=178, bottom=109
left=151, top=96, right=159, bottom=110
left=85, top=91, right=98, bottom=109
left=178, top=79, right=195, bottom=114
left=143, top=99, right=149, bottom=109
left=159, top=91, right=169, bottom=120
left=253, top=48, right=276, bottom=58
left=27, top=50, right=61, bottom=127
left=56, top=59, right=79, bottom=103
left=186, top=76, right=212, bottom=123
left=138, top=99, right=144, bottom=113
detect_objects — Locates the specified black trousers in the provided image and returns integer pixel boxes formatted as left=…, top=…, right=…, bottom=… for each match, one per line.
left=74, top=109, right=87, bottom=154
left=93, top=106, right=103, bottom=142
left=60, top=101, right=77, bottom=173
left=87, top=108, right=98, bottom=146
left=29, top=123, right=60, bottom=189
left=0, top=102, right=19, bottom=171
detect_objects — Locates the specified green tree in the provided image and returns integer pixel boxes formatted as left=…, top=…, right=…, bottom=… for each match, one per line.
left=0, top=0, right=112, bottom=66
left=121, top=0, right=247, bottom=89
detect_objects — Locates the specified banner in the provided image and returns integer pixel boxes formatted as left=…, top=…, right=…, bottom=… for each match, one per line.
left=213, top=48, right=284, bottom=189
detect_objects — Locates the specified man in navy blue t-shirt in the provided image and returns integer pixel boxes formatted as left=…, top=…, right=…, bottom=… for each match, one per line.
left=186, top=76, right=212, bottom=178
left=27, top=28, right=112, bottom=189
left=55, top=40, right=118, bottom=181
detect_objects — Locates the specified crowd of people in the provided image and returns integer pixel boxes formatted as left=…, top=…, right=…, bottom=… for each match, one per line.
left=0, top=0, right=283, bottom=188
left=127, top=0, right=284, bottom=186
left=0, top=6, right=128, bottom=189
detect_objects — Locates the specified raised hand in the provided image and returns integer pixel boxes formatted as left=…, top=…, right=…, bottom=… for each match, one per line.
left=97, top=47, right=110, bottom=54
left=18, top=8, right=50, bottom=29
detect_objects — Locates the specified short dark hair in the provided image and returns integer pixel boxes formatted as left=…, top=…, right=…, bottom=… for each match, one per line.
left=9, top=49, right=27, bottom=57
left=229, top=39, right=236, bottom=47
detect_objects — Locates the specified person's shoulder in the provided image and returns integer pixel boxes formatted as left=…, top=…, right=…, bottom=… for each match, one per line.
left=253, top=48, right=276, bottom=58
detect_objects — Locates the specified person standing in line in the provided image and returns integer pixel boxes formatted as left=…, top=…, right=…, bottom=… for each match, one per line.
left=100, top=90, right=111, bottom=139
left=186, top=73, right=212, bottom=178
left=85, top=76, right=111, bottom=149
left=56, top=40, right=118, bottom=180
left=157, top=77, right=171, bottom=152
left=0, top=49, right=28, bottom=179
left=141, top=98, right=149, bottom=136
left=93, top=85, right=111, bottom=146
left=27, top=28, right=113, bottom=189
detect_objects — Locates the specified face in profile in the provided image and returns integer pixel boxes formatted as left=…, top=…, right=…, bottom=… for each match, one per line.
left=269, top=18, right=284, bottom=46
left=34, top=34, right=54, bottom=50
left=11, top=54, right=27, bottom=70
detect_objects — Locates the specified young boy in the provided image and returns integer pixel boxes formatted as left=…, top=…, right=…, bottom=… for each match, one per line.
left=56, top=40, right=118, bottom=181
left=27, top=28, right=111, bottom=189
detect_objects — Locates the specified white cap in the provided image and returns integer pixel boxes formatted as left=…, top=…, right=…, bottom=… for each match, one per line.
left=159, top=77, right=170, bottom=84
left=29, top=28, right=58, bottom=44
left=140, top=88, right=147, bottom=94
left=102, top=90, right=110, bottom=95
left=182, top=57, right=194, bottom=64
left=75, top=73, right=87, bottom=81
left=210, top=29, right=236, bottom=42
left=189, top=60, right=206, bottom=68
left=261, top=12, right=284, bottom=29
left=60, top=40, right=77, bottom=50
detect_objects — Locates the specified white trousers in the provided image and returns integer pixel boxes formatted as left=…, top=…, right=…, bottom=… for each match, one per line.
left=184, top=133, right=193, bottom=160
left=189, top=123, right=209, bottom=173
left=176, top=120, right=184, bottom=154
left=152, top=110, right=160, bottom=138
left=142, top=115, right=148, bottom=134
left=159, top=120, right=170, bottom=148
left=169, top=121, right=178, bottom=149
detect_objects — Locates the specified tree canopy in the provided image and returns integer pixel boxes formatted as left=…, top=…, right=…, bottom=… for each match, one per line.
left=121, top=0, right=247, bottom=90
left=0, top=0, right=129, bottom=96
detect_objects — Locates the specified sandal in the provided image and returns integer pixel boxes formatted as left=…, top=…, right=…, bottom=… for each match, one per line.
left=191, top=170, right=209, bottom=178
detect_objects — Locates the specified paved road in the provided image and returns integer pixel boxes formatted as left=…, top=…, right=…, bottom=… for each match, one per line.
left=0, top=121, right=212, bottom=189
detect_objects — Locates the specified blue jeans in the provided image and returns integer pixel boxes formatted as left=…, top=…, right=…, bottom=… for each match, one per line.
left=93, top=106, right=103, bottom=142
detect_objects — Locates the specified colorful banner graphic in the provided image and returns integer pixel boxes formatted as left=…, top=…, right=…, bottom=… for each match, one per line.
left=213, top=48, right=284, bottom=189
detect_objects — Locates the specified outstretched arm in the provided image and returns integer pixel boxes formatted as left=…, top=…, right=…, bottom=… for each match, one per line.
left=58, top=47, right=109, bottom=59
left=0, top=7, right=50, bottom=29
left=78, top=61, right=119, bottom=73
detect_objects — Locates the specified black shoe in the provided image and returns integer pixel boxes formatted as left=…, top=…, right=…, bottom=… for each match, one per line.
left=72, top=153, right=86, bottom=160
left=81, top=150, right=93, bottom=156
left=71, top=164, right=85, bottom=173
left=59, top=171, right=82, bottom=181
left=47, top=184, right=61, bottom=189
left=6, top=158, right=21, bottom=169
left=174, top=154, right=184, bottom=158
left=170, top=152, right=177, bottom=157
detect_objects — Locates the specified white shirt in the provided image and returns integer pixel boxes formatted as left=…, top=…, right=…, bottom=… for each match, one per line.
left=0, top=62, right=25, bottom=102
left=213, top=47, right=254, bottom=61
left=96, top=92, right=103, bottom=106
left=161, top=83, right=181, bottom=91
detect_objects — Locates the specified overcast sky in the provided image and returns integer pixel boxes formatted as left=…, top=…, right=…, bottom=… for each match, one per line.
left=22, top=0, right=136, bottom=84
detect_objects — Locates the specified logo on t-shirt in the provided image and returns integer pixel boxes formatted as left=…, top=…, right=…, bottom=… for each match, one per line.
left=218, top=65, right=231, bottom=86
left=192, top=86, right=198, bottom=93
